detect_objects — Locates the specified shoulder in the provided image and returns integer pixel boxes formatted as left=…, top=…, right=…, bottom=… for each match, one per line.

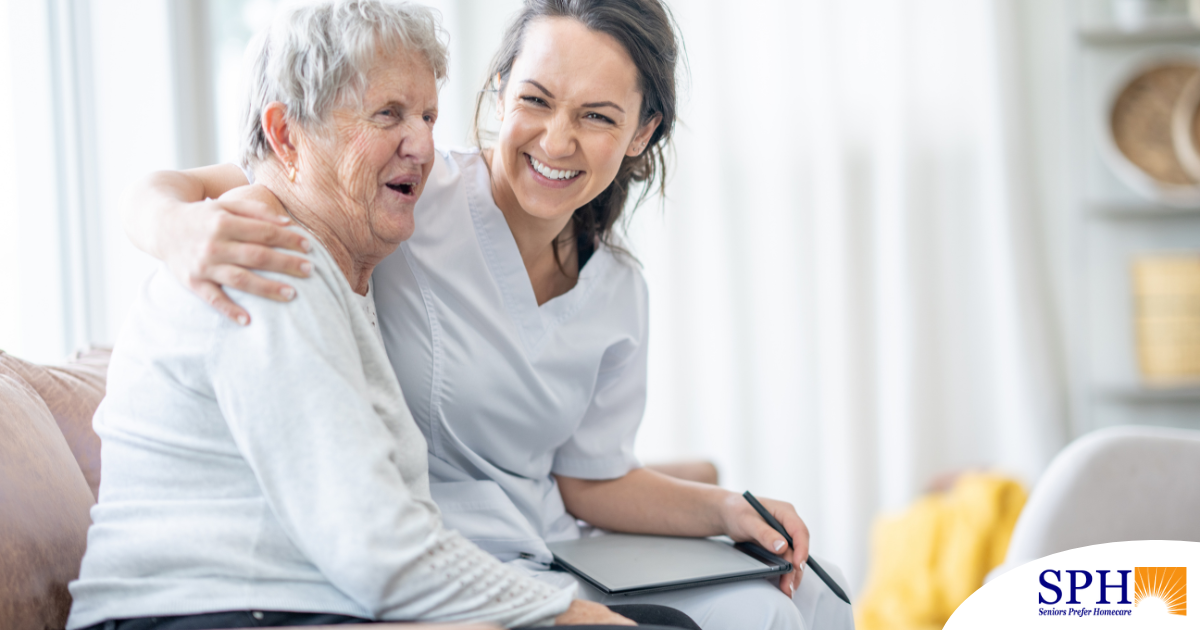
left=582, top=244, right=649, bottom=337
left=227, top=226, right=352, bottom=325
left=116, top=266, right=225, bottom=366
left=442, top=145, right=483, bottom=171
left=424, top=146, right=482, bottom=186
left=206, top=228, right=368, bottom=376
left=414, top=146, right=480, bottom=214
left=595, top=244, right=649, bottom=304
left=408, top=147, right=489, bottom=247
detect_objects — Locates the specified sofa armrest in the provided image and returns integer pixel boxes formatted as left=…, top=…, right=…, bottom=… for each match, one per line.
left=645, top=460, right=719, bottom=485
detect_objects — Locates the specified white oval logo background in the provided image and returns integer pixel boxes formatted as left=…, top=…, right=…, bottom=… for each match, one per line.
left=946, top=541, right=1200, bottom=629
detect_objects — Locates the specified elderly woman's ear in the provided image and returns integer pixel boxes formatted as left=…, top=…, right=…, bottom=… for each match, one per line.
left=260, top=102, right=300, bottom=179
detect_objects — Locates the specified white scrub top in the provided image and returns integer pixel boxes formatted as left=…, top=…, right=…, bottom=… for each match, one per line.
left=373, top=148, right=649, bottom=567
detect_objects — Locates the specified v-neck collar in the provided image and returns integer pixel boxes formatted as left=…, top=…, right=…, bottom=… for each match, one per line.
left=462, top=150, right=610, bottom=357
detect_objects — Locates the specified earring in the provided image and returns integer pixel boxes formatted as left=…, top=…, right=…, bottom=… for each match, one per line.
left=286, top=161, right=297, bottom=182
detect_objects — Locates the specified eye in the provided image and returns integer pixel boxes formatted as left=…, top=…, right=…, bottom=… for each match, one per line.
left=424, top=113, right=437, bottom=125
left=378, top=104, right=408, bottom=118
left=521, top=95, right=548, bottom=107
left=586, top=112, right=615, bottom=124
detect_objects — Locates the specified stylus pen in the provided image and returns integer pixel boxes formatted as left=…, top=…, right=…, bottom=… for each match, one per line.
left=742, top=491, right=852, bottom=605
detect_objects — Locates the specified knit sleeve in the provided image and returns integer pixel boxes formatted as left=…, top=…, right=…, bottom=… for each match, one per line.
left=207, top=241, right=573, bottom=626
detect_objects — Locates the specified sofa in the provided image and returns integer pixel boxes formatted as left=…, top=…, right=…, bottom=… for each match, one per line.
left=1, top=347, right=107, bottom=629
left=0, top=347, right=472, bottom=629
left=0, top=347, right=716, bottom=630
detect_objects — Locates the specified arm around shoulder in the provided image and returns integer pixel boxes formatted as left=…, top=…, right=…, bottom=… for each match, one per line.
left=120, top=164, right=248, bottom=258
left=120, top=164, right=312, bottom=324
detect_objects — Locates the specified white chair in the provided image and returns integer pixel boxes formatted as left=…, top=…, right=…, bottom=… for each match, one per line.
left=990, top=425, right=1200, bottom=578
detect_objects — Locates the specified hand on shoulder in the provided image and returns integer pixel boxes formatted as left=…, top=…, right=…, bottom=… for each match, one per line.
left=168, top=183, right=311, bottom=325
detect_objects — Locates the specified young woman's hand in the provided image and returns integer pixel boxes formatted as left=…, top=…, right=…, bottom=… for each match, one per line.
left=164, top=185, right=310, bottom=325
left=719, top=492, right=811, bottom=598
left=554, top=600, right=636, bottom=626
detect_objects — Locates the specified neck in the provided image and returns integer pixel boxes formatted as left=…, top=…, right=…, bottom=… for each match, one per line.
left=258, top=162, right=379, bottom=296
left=485, top=149, right=578, bottom=303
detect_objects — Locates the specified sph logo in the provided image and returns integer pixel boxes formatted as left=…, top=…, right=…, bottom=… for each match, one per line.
left=1039, top=567, right=1186, bottom=616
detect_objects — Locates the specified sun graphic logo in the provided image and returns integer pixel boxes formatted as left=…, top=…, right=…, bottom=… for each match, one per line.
left=1134, top=567, right=1186, bottom=616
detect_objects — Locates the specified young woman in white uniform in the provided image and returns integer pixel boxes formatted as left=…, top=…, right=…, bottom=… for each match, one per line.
left=124, top=1, right=855, bottom=629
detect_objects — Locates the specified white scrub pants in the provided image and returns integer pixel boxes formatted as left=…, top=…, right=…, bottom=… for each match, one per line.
left=539, top=555, right=856, bottom=630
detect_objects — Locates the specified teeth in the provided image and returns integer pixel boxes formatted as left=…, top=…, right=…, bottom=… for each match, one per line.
left=529, top=155, right=579, bottom=181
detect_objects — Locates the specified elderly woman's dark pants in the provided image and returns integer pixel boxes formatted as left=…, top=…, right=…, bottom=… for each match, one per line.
left=81, top=604, right=703, bottom=630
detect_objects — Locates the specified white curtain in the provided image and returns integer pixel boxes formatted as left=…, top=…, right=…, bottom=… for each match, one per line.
left=619, top=0, right=1073, bottom=588
left=376, top=0, right=1074, bottom=590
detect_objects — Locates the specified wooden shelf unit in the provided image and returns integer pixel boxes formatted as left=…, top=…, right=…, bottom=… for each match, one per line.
left=1078, top=23, right=1200, bottom=45
left=1067, top=1, right=1200, bottom=435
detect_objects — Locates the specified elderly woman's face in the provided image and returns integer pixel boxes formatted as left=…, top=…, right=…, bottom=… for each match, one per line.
left=306, top=48, right=438, bottom=248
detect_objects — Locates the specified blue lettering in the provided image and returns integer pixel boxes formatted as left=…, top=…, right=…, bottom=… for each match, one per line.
left=1067, top=570, right=1093, bottom=604
left=1040, top=570, right=1062, bottom=605
left=1097, top=570, right=1131, bottom=605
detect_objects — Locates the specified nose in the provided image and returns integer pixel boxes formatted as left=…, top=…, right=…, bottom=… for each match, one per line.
left=540, top=110, right=575, bottom=159
left=399, top=116, right=435, bottom=166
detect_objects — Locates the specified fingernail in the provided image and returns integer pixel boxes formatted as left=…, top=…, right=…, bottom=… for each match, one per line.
left=774, top=540, right=786, bottom=552
left=236, top=314, right=249, bottom=326
left=277, top=215, right=291, bottom=224
left=280, top=286, right=296, bottom=300
left=300, top=239, right=312, bottom=252
left=300, top=262, right=312, bottom=275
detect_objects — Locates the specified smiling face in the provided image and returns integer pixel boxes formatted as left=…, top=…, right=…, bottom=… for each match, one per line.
left=491, top=17, right=660, bottom=226
left=302, top=46, right=438, bottom=255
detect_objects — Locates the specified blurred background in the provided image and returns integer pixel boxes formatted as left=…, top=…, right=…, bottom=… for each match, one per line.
left=3, top=0, right=1200, bottom=619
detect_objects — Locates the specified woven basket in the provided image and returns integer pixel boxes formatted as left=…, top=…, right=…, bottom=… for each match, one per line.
left=1103, top=50, right=1200, bottom=206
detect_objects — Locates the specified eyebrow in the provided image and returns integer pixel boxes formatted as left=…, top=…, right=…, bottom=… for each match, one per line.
left=582, top=100, right=625, bottom=113
left=520, top=79, right=626, bottom=114
left=371, top=97, right=407, bottom=114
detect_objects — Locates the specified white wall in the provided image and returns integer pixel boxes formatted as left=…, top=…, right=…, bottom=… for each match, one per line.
left=424, top=0, right=524, bottom=149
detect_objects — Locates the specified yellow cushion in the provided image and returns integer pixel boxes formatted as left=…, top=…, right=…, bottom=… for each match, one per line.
left=854, top=472, right=1027, bottom=630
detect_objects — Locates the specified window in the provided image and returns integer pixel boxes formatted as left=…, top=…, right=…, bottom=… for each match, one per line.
left=0, top=0, right=18, bottom=355
left=1, top=2, right=176, bottom=362
left=209, top=0, right=282, bottom=165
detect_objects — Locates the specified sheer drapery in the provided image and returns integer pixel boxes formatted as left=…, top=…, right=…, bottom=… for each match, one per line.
left=617, top=0, right=1071, bottom=587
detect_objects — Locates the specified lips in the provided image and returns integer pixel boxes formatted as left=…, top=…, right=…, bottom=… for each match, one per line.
left=385, top=175, right=420, bottom=196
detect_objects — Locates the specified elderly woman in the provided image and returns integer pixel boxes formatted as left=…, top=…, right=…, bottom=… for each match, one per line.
left=64, top=3, right=701, bottom=629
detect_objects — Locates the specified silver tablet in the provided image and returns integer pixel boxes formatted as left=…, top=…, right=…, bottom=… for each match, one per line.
left=548, top=533, right=792, bottom=595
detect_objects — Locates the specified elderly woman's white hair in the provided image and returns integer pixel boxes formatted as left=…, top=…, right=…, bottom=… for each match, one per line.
left=240, top=0, right=449, bottom=166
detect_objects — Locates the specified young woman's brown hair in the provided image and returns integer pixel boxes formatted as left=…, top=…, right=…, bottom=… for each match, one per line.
left=474, top=0, right=680, bottom=268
